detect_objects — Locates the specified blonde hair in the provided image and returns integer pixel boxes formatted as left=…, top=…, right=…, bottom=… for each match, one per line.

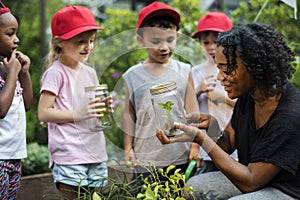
left=42, top=37, right=63, bottom=72
left=42, top=30, right=98, bottom=72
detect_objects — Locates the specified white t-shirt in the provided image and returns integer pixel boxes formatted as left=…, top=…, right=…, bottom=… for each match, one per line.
left=0, top=75, right=26, bottom=159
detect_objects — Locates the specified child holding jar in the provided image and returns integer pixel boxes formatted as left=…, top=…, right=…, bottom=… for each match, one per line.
left=38, top=5, right=113, bottom=200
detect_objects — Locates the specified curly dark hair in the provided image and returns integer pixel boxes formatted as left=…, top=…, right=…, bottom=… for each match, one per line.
left=217, top=23, right=295, bottom=97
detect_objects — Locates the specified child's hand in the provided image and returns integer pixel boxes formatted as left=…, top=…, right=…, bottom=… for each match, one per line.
left=185, top=112, right=212, bottom=130
left=189, top=145, right=204, bottom=168
left=16, top=51, right=31, bottom=74
left=124, top=149, right=137, bottom=167
left=207, top=86, right=226, bottom=103
left=2, top=50, right=21, bottom=76
left=186, top=112, right=201, bottom=124
left=196, top=75, right=216, bottom=95
left=74, top=98, right=106, bottom=121
left=104, top=95, right=114, bottom=113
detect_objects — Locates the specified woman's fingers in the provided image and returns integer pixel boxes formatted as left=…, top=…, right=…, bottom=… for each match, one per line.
left=156, top=128, right=172, bottom=144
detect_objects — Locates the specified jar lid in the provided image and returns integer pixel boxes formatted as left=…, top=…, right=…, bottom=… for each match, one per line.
left=85, top=84, right=108, bottom=92
left=150, top=82, right=177, bottom=94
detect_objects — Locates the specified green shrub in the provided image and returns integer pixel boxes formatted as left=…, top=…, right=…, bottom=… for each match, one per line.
left=290, top=56, right=300, bottom=90
left=60, top=163, right=195, bottom=200
left=21, top=142, right=51, bottom=175
left=136, top=165, right=194, bottom=200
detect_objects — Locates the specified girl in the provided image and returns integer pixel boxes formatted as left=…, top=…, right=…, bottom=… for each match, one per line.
left=38, top=5, right=112, bottom=199
left=0, top=1, right=33, bottom=199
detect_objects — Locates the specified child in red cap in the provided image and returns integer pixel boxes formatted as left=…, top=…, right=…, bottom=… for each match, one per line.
left=0, top=1, right=33, bottom=199
left=38, top=5, right=112, bottom=199
left=191, top=12, right=238, bottom=174
left=122, top=1, right=201, bottom=188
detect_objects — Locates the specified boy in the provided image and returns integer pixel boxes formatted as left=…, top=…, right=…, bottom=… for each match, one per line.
left=191, top=12, right=237, bottom=174
left=122, top=1, right=201, bottom=180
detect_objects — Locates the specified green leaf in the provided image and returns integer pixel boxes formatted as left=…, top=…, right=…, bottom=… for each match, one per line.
left=154, top=186, right=159, bottom=198
left=162, top=114, right=169, bottom=119
left=92, top=192, right=102, bottom=200
left=166, top=165, right=176, bottom=174
left=158, top=101, right=174, bottom=112
left=137, top=193, right=146, bottom=198
left=145, top=187, right=156, bottom=199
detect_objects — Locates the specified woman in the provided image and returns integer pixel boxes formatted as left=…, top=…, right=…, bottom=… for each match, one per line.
left=156, top=23, right=300, bottom=199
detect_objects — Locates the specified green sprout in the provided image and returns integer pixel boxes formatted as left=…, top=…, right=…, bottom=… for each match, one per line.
left=136, top=165, right=195, bottom=199
left=158, top=101, right=175, bottom=135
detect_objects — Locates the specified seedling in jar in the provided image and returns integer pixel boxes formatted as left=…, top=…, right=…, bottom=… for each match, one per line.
left=158, top=101, right=176, bottom=136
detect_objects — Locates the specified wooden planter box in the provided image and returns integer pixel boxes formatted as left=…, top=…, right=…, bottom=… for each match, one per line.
left=16, top=164, right=133, bottom=200
left=17, top=173, right=59, bottom=200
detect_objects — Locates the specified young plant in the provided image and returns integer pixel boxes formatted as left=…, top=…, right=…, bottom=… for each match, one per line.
left=136, top=165, right=195, bottom=200
left=158, top=101, right=175, bottom=135
left=42, top=161, right=196, bottom=200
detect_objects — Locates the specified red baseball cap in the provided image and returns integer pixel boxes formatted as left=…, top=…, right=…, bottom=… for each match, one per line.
left=51, top=5, right=103, bottom=40
left=136, top=2, right=180, bottom=30
left=192, top=12, right=232, bottom=39
left=0, top=1, right=10, bottom=15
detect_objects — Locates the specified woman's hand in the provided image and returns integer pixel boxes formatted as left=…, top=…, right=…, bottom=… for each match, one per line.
left=156, top=122, right=205, bottom=145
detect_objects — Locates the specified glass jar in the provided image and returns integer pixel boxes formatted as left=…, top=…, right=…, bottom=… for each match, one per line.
left=85, top=84, right=112, bottom=131
left=150, top=82, right=186, bottom=138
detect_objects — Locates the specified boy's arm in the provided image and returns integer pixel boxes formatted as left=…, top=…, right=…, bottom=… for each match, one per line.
left=185, top=72, right=199, bottom=113
left=185, top=72, right=202, bottom=167
left=209, top=86, right=236, bottom=107
left=123, top=85, right=136, bottom=163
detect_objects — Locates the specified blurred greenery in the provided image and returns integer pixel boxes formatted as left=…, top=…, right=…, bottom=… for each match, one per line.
left=21, top=142, right=51, bottom=175
left=291, top=56, right=300, bottom=89
left=231, top=0, right=300, bottom=92
left=2, top=0, right=299, bottom=174
left=231, top=0, right=300, bottom=54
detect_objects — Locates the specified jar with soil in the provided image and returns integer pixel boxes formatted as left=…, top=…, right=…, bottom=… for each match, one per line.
left=150, top=82, right=186, bottom=138
left=85, top=84, right=112, bottom=131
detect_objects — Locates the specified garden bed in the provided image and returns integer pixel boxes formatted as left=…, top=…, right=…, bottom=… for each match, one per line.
left=16, top=164, right=133, bottom=200
left=16, top=172, right=58, bottom=200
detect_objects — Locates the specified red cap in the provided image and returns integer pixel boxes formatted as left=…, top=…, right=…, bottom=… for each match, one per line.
left=51, top=5, right=103, bottom=40
left=136, top=2, right=180, bottom=30
left=0, top=1, right=10, bottom=15
left=192, top=12, right=232, bottom=39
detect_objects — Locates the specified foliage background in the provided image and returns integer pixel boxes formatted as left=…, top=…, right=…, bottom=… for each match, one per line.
left=2, top=0, right=299, bottom=174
